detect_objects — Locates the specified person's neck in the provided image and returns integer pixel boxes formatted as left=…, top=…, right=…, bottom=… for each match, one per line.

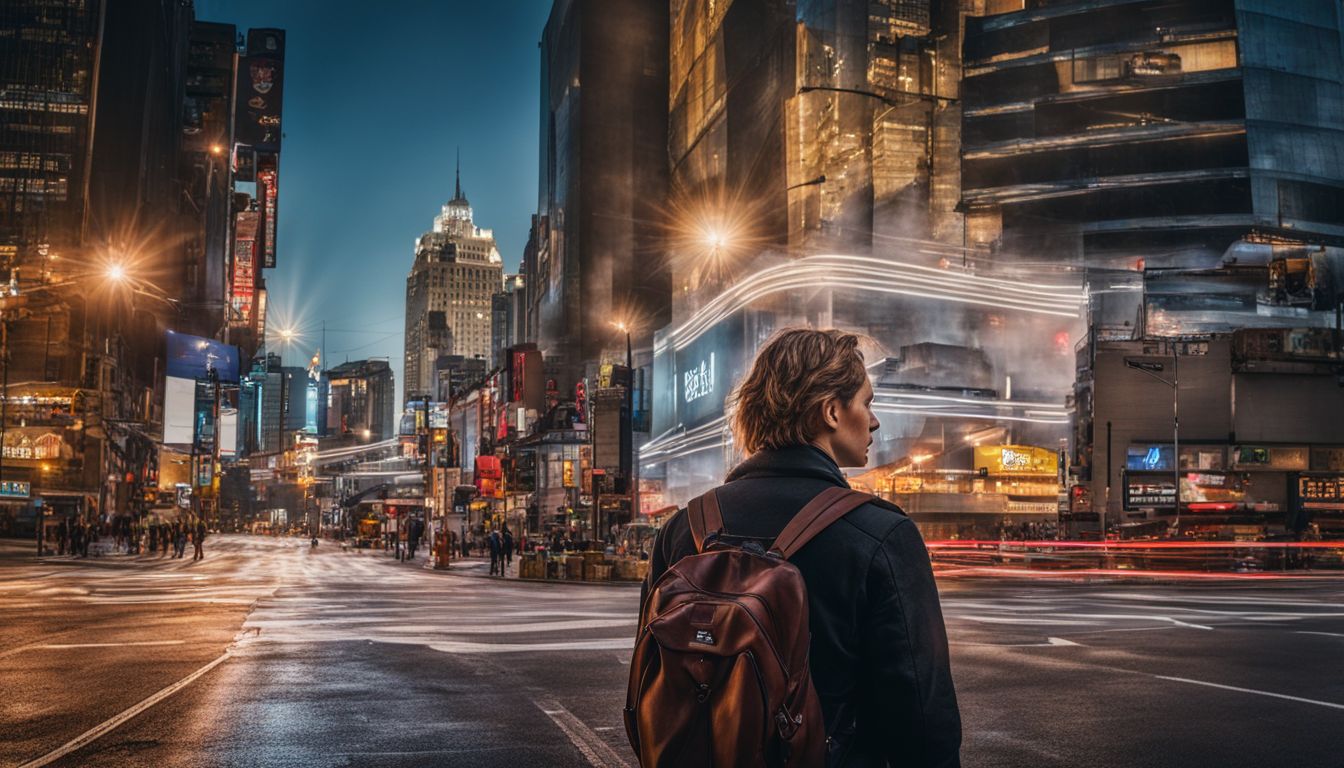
left=807, top=438, right=839, bottom=466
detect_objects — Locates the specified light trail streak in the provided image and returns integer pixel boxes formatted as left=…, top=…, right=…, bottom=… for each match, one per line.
left=642, top=388, right=1071, bottom=464
left=311, top=438, right=401, bottom=465
left=873, top=391, right=1066, bottom=410
left=656, top=254, right=1085, bottom=355
left=933, top=567, right=1338, bottom=581
left=926, top=540, right=1344, bottom=550
left=872, top=406, right=1070, bottom=424
left=668, top=269, right=1079, bottom=353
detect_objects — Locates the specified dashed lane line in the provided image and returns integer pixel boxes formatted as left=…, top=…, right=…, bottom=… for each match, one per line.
left=17, top=651, right=232, bottom=768
left=535, top=699, right=632, bottom=768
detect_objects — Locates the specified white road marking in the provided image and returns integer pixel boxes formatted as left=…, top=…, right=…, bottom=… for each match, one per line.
left=40, top=640, right=187, bottom=649
left=1154, top=675, right=1344, bottom=711
left=1056, top=613, right=1213, bottom=630
left=957, top=615, right=1099, bottom=626
left=1297, top=631, right=1344, bottom=639
left=952, top=636, right=1082, bottom=648
left=429, top=638, right=635, bottom=654
left=17, top=651, right=232, bottom=768
left=535, top=699, right=631, bottom=767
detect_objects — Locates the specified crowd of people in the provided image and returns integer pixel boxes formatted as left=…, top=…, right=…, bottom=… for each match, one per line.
left=47, top=516, right=210, bottom=560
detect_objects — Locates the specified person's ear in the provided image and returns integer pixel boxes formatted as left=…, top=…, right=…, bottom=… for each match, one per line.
left=820, top=396, right=841, bottom=431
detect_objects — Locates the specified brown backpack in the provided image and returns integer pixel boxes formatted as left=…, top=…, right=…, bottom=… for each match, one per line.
left=624, top=485, right=874, bottom=767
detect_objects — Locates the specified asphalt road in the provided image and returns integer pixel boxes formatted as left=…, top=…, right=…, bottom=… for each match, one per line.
left=2, top=535, right=1342, bottom=767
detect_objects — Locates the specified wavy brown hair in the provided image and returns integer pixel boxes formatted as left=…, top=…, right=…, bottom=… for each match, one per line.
left=731, top=328, right=869, bottom=455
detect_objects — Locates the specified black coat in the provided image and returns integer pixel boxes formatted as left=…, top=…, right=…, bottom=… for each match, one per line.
left=643, top=445, right=961, bottom=768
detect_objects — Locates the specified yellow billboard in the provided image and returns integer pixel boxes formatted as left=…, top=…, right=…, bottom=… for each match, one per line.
left=974, top=445, right=1058, bottom=476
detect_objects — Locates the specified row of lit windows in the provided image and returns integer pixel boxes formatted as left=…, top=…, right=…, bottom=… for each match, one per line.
left=0, top=151, right=68, bottom=171
left=0, top=100, right=88, bottom=115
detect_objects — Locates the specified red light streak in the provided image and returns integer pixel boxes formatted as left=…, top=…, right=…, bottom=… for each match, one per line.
left=925, top=539, right=1344, bottom=550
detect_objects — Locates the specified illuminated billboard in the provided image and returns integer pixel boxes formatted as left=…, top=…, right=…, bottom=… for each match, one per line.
left=234, top=30, right=285, bottom=151
left=230, top=211, right=259, bottom=327
left=653, top=310, right=748, bottom=434
left=974, top=445, right=1058, bottom=475
left=258, top=160, right=278, bottom=269
left=164, top=331, right=240, bottom=446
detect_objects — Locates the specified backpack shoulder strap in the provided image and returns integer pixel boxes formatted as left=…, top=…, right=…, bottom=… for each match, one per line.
left=772, top=486, right=874, bottom=560
left=686, top=489, right=725, bottom=553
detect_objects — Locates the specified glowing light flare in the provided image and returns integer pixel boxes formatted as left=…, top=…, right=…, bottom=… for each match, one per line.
left=659, top=181, right=775, bottom=291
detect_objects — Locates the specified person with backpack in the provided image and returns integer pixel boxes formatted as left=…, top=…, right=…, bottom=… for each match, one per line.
left=629, top=328, right=961, bottom=767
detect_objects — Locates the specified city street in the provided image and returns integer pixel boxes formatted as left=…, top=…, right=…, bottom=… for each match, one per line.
left=2, top=536, right=1342, bottom=767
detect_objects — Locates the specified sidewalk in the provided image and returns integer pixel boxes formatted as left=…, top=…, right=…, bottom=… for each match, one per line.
left=339, top=544, right=642, bottom=588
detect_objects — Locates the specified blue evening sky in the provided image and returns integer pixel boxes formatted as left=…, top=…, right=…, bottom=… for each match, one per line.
left=196, top=1, right=553, bottom=406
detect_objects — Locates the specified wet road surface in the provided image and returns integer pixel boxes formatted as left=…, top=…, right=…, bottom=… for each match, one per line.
left=2, top=535, right=1342, bottom=767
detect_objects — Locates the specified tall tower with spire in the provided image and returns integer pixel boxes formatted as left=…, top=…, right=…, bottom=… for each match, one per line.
left=403, top=160, right=503, bottom=401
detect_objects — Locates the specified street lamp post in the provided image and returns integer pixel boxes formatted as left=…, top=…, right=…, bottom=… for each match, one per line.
left=1125, top=345, right=1181, bottom=534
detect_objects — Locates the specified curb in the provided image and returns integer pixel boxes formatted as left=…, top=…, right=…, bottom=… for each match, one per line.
left=417, top=562, right=643, bottom=588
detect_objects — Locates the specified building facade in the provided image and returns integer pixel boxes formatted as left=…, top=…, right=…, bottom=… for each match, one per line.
left=957, top=0, right=1344, bottom=533
left=323, top=359, right=396, bottom=441
left=403, top=170, right=503, bottom=401
left=640, top=1, right=1087, bottom=537
left=491, top=273, right=526, bottom=370
left=526, top=0, right=671, bottom=391
left=0, top=1, right=259, bottom=535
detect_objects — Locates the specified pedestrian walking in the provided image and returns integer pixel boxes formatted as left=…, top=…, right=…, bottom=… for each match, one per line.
left=406, top=517, right=423, bottom=561
left=461, top=531, right=471, bottom=559
left=487, top=529, right=502, bottom=575
left=69, top=520, right=84, bottom=558
left=501, top=527, right=514, bottom=573
left=174, top=522, right=187, bottom=558
left=57, top=518, right=69, bottom=556
left=193, top=519, right=207, bottom=561
left=631, top=328, right=961, bottom=767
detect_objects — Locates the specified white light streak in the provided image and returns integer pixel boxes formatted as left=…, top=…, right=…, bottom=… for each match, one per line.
left=656, top=254, right=1085, bottom=355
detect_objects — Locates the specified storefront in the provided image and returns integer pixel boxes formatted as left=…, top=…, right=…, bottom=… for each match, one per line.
left=853, top=445, right=1062, bottom=540
left=1290, top=472, right=1344, bottom=536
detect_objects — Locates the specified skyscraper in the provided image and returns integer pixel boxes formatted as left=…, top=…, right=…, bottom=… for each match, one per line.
left=526, top=0, right=670, bottom=390
left=403, top=166, right=503, bottom=401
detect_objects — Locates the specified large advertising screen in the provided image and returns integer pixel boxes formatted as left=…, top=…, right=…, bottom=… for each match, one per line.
left=164, top=331, right=240, bottom=446
left=166, top=330, right=241, bottom=383
left=668, top=311, right=747, bottom=433
left=235, top=30, right=285, bottom=151
left=258, top=159, right=278, bottom=269
left=230, top=211, right=258, bottom=327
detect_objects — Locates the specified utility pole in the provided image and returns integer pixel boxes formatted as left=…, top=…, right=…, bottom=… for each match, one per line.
left=1124, top=349, right=1182, bottom=535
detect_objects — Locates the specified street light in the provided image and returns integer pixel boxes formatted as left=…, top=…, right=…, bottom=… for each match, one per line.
left=1124, top=348, right=1181, bottom=534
